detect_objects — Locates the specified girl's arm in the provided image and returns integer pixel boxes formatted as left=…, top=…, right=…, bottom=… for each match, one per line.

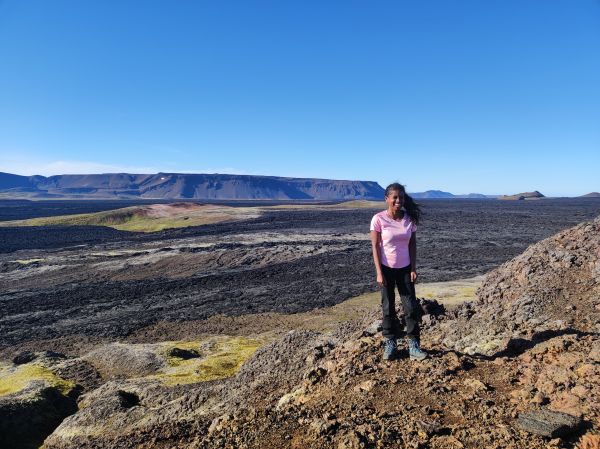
left=370, top=230, right=385, bottom=286
left=409, top=232, right=417, bottom=283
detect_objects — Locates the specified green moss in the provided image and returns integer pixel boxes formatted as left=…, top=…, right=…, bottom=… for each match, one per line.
left=0, top=363, right=75, bottom=397
left=0, top=206, right=242, bottom=233
left=416, top=278, right=482, bottom=306
left=157, top=336, right=265, bottom=385
left=331, top=200, right=382, bottom=209
left=110, top=216, right=216, bottom=232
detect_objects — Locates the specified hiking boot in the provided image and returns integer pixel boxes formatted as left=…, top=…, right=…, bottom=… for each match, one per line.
left=407, top=338, right=427, bottom=361
left=383, top=338, right=397, bottom=361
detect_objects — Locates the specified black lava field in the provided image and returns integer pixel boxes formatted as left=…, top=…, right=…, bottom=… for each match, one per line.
left=1, top=199, right=599, bottom=349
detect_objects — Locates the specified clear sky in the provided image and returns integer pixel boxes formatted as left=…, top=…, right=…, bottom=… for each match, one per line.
left=0, top=1, right=598, bottom=196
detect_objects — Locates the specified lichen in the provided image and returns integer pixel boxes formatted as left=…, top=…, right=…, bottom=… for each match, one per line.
left=157, top=336, right=265, bottom=385
left=0, top=362, right=75, bottom=397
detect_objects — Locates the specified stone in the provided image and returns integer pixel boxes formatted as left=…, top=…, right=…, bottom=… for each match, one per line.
left=12, top=351, right=37, bottom=365
left=276, top=387, right=307, bottom=410
left=305, top=367, right=327, bottom=385
left=550, top=392, right=582, bottom=416
left=310, top=418, right=338, bottom=436
left=463, top=378, right=490, bottom=392
left=570, top=385, right=589, bottom=398
left=166, top=347, right=201, bottom=360
left=530, top=391, right=548, bottom=405
left=515, top=409, right=582, bottom=437
left=576, top=364, right=597, bottom=377
left=353, top=380, right=377, bottom=393
left=363, top=320, right=382, bottom=337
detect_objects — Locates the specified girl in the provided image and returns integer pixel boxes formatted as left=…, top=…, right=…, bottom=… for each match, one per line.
left=370, top=183, right=426, bottom=361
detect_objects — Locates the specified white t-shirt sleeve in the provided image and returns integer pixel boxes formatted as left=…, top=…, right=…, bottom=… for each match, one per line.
left=370, top=214, right=381, bottom=232
left=410, top=221, right=417, bottom=233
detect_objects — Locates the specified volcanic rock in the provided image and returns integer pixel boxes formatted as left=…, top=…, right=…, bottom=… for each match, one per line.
left=83, top=343, right=165, bottom=378
left=436, top=216, right=600, bottom=356
left=516, top=409, right=582, bottom=437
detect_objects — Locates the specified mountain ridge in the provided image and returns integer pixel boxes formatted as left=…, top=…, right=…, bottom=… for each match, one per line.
left=0, top=172, right=384, bottom=201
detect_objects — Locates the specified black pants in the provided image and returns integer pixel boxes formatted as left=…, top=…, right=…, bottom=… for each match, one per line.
left=381, top=264, right=421, bottom=340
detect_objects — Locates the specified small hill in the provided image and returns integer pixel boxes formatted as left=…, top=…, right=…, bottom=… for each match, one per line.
left=498, top=191, right=545, bottom=200
left=0, top=203, right=261, bottom=232
left=580, top=192, right=600, bottom=198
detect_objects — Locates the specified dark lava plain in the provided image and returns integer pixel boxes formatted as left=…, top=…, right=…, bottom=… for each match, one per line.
left=0, top=199, right=337, bottom=222
left=1, top=198, right=599, bottom=350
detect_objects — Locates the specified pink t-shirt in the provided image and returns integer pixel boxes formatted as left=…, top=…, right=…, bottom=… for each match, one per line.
left=370, top=210, right=417, bottom=269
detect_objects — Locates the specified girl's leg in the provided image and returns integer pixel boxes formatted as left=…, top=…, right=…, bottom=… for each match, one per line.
left=397, top=265, right=421, bottom=341
left=381, top=265, right=402, bottom=339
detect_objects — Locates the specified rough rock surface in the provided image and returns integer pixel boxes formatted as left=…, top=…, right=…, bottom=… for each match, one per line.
left=434, top=216, right=600, bottom=356
left=83, top=343, right=166, bottom=378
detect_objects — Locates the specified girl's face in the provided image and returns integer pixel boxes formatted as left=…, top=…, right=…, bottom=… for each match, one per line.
left=385, top=189, right=405, bottom=210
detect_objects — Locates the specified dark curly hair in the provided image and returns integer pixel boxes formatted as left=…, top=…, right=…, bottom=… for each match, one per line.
left=385, top=182, right=421, bottom=225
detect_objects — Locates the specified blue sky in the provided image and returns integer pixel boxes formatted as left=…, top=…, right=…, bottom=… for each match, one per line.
left=0, top=1, right=598, bottom=196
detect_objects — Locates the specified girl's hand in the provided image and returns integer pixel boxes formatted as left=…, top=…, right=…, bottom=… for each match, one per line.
left=377, top=273, right=386, bottom=287
left=410, top=271, right=418, bottom=283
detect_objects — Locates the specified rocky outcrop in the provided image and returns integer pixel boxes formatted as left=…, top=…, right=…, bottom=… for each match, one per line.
left=435, top=216, right=600, bottom=356
left=83, top=343, right=166, bottom=378
left=0, top=352, right=81, bottom=449
left=42, top=330, right=335, bottom=449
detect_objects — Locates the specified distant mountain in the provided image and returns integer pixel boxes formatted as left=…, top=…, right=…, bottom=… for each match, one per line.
left=0, top=172, right=384, bottom=200
left=454, top=193, right=495, bottom=199
left=580, top=192, right=600, bottom=198
left=410, top=190, right=454, bottom=199
left=410, top=190, right=495, bottom=199
left=498, top=191, right=545, bottom=200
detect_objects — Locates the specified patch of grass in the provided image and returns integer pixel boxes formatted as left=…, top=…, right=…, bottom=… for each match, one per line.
left=0, top=362, right=75, bottom=397
left=109, top=214, right=234, bottom=232
left=0, top=209, right=136, bottom=228
left=268, top=200, right=382, bottom=210
left=328, top=200, right=383, bottom=209
left=416, top=277, right=483, bottom=306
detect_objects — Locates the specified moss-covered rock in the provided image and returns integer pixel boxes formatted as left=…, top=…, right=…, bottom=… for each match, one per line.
left=0, top=362, right=77, bottom=449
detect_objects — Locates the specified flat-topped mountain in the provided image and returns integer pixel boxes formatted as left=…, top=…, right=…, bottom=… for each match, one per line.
left=0, top=172, right=384, bottom=200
